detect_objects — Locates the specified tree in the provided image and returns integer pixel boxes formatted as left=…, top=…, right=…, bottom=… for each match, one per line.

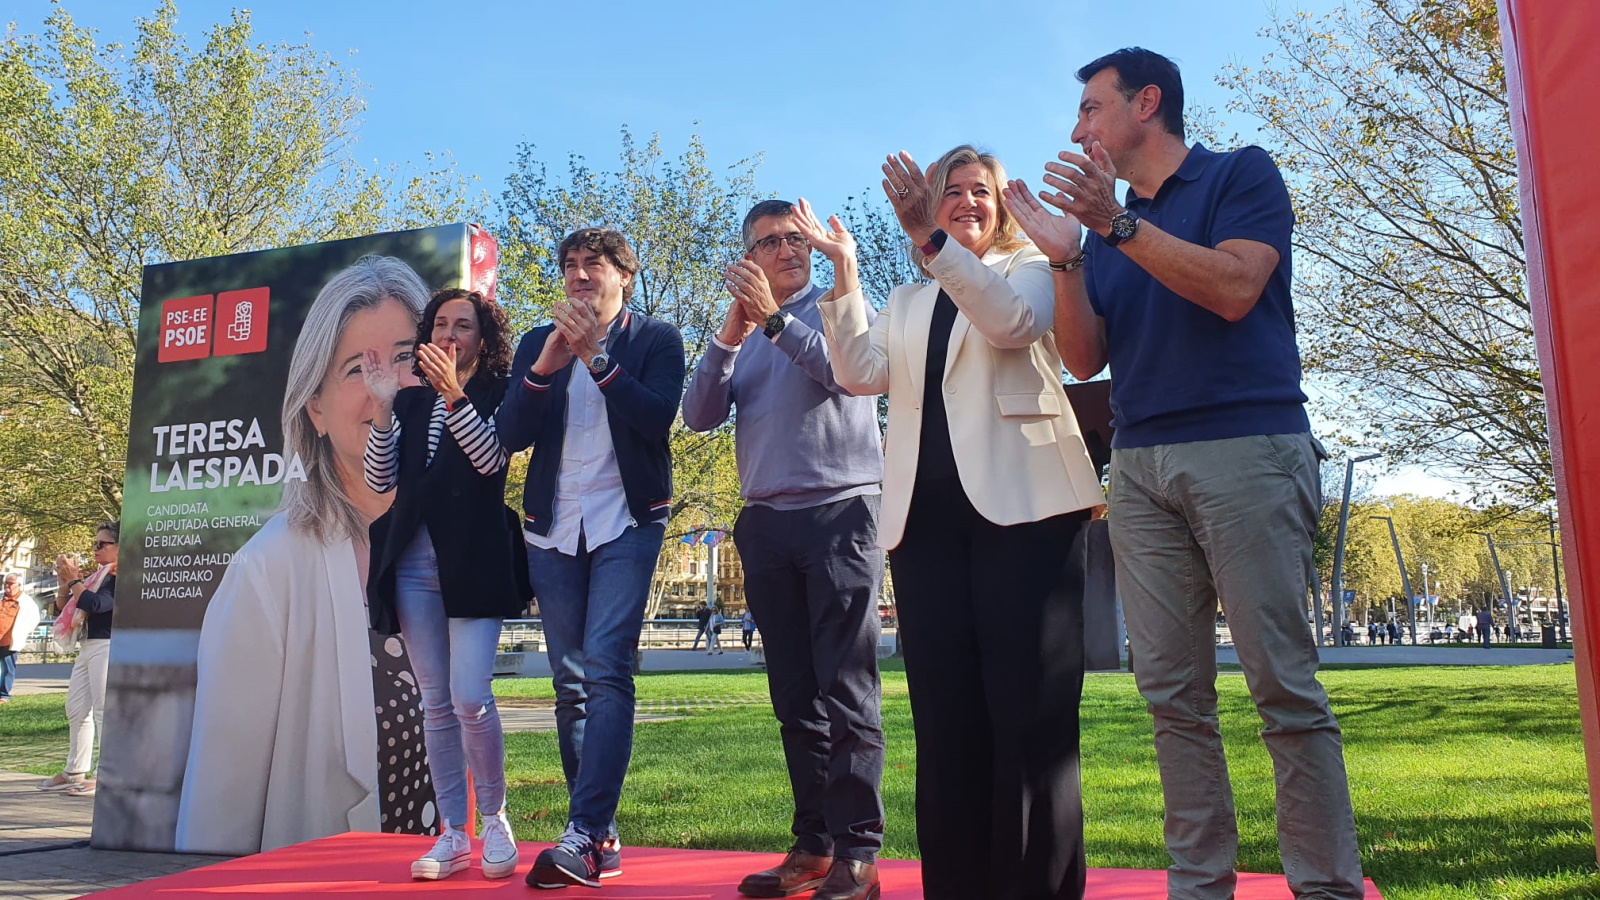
left=1314, top=491, right=1558, bottom=625
left=0, top=2, right=482, bottom=546
left=1218, top=0, right=1540, bottom=503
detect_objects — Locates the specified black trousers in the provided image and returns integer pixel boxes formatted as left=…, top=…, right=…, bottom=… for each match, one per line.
left=734, top=493, right=887, bottom=862
left=889, top=476, right=1090, bottom=900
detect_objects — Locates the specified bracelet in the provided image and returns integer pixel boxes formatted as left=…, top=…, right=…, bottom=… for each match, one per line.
left=1048, top=253, right=1086, bottom=272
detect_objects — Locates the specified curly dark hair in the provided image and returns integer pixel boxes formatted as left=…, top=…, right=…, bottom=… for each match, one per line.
left=412, top=288, right=512, bottom=384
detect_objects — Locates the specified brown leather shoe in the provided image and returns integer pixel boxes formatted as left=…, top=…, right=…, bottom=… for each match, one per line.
left=812, top=858, right=880, bottom=900
left=737, top=848, right=833, bottom=898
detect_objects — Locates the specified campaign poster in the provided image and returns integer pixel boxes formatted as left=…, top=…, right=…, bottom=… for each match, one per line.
left=93, top=224, right=499, bottom=854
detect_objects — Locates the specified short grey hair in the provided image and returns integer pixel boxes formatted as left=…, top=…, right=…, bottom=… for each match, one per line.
left=741, top=200, right=796, bottom=250
left=279, top=255, right=429, bottom=544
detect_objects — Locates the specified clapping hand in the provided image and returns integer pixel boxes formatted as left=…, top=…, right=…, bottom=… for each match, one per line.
left=1001, top=179, right=1084, bottom=264
left=792, top=198, right=856, bottom=264
left=55, top=554, right=80, bottom=585
left=416, top=342, right=465, bottom=404
left=881, top=151, right=937, bottom=246
left=725, top=260, right=779, bottom=321
left=1039, top=142, right=1123, bottom=236
left=530, top=329, right=573, bottom=377
left=716, top=297, right=757, bottom=346
left=552, top=299, right=604, bottom=363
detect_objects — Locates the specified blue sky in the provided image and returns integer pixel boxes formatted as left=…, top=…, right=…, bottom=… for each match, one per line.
left=4, top=0, right=1344, bottom=213
left=1, top=0, right=1455, bottom=498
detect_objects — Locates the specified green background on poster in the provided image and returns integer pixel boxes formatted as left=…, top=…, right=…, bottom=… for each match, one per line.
left=117, top=226, right=470, bottom=630
left=94, top=224, right=485, bottom=853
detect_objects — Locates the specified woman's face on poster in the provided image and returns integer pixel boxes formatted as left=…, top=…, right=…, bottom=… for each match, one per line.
left=307, top=297, right=420, bottom=476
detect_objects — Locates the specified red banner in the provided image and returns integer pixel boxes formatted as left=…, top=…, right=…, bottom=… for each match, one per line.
left=1499, top=0, right=1600, bottom=859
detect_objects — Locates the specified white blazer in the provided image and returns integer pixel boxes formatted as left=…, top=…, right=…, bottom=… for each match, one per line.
left=819, top=240, right=1103, bottom=549
left=175, top=515, right=380, bottom=855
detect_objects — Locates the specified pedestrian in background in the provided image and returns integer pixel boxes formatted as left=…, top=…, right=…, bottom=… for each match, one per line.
left=38, top=523, right=118, bottom=796
left=693, top=602, right=712, bottom=651
left=2, top=572, right=39, bottom=704
left=707, top=608, right=725, bottom=655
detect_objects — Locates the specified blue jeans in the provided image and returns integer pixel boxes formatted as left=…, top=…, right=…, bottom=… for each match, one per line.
left=526, top=523, right=664, bottom=838
left=395, top=526, right=507, bottom=827
left=0, top=649, right=16, bottom=699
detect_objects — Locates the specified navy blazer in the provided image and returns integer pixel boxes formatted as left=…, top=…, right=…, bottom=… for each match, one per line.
left=368, top=377, right=532, bottom=634
left=497, top=309, right=686, bottom=536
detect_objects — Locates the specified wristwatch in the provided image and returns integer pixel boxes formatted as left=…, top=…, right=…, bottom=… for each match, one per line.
left=587, top=353, right=610, bottom=374
left=763, top=313, right=787, bottom=339
left=1104, top=210, right=1140, bottom=248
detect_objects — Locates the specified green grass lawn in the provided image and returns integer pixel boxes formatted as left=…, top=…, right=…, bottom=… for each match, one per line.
left=3, top=663, right=1595, bottom=899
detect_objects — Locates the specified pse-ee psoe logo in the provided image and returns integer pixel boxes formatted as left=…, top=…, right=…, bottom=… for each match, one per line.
left=158, top=288, right=270, bottom=363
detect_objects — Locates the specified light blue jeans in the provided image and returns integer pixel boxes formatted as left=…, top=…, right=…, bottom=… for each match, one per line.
left=395, top=525, right=507, bottom=827
left=526, top=522, right=664, bottom=838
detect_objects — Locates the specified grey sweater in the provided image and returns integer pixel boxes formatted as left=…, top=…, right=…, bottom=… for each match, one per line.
left=682, top=283, right=883, bottom=510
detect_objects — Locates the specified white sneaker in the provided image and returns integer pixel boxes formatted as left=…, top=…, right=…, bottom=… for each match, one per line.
left=480, top=809, right=520, bottom=879
left=411, top=823, right=471, bottom=880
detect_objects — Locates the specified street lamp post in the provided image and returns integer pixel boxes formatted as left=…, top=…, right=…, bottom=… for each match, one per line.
left=1421, top=562, right=1432, bottom=634
left=1371, top=515, right=1417, bottom=645
left=1474, top=531, right=1514, bottom=640
left=1551, top=513, right=1569, bottom=643
left=1329, top=452, right=1382, bottom=646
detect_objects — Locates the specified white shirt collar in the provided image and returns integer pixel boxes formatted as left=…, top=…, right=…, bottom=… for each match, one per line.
left=779, top=281, right=817, bottom=309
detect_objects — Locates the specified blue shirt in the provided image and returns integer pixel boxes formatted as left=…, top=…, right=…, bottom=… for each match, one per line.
left=1084, top=143, right=1309, bottom=448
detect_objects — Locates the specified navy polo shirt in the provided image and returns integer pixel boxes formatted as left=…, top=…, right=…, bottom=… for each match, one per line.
left=1084, top=143, right=1309, bottom=448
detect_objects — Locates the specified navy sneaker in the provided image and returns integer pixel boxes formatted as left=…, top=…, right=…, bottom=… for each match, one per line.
left=600, top=834, right=622, bottom=879
left=527, top=824, right=603, bottom=889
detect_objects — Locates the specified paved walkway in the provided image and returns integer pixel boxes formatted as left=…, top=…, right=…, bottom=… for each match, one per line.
left=0, top=772, right=229, bottom=899
left=0, top=667, right=687, bottom=900
left=5, top=663, right=72, bottom=697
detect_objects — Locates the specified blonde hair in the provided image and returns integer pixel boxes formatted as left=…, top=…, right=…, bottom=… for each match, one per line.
left=912, top=145, right=1030, bottom=273
left=279, top=255, right=430, bottom=544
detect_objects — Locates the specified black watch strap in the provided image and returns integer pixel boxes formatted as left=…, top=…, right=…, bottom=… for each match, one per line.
left=763, top=313, right=786, bottom=339
left=1105, top=211, right=1140, bottom=248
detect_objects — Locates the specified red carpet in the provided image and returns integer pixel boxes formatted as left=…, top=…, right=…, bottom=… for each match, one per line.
left=87, top=832, right=1383, bottom=898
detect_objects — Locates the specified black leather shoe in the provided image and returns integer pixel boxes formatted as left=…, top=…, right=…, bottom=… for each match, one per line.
left=737, top=848, right=833, bottom=898
left=812, top=858, right=880, bottom=900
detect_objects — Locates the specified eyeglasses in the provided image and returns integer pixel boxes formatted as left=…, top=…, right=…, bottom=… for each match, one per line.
left=93, top=540, right=115, bottom=550
left=749, top=233, right=810, bottom=256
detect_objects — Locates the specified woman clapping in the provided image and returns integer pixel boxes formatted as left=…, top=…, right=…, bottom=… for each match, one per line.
left=803, top=145, right=1104, bottom=900
left=364, top=288, right=530, bottom=881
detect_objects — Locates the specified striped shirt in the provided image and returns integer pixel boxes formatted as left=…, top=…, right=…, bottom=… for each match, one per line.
left=364, top=392, right=508, bottom=494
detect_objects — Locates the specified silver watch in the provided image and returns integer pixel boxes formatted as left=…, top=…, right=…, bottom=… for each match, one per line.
left=587, top=352, right=610, bottom=374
